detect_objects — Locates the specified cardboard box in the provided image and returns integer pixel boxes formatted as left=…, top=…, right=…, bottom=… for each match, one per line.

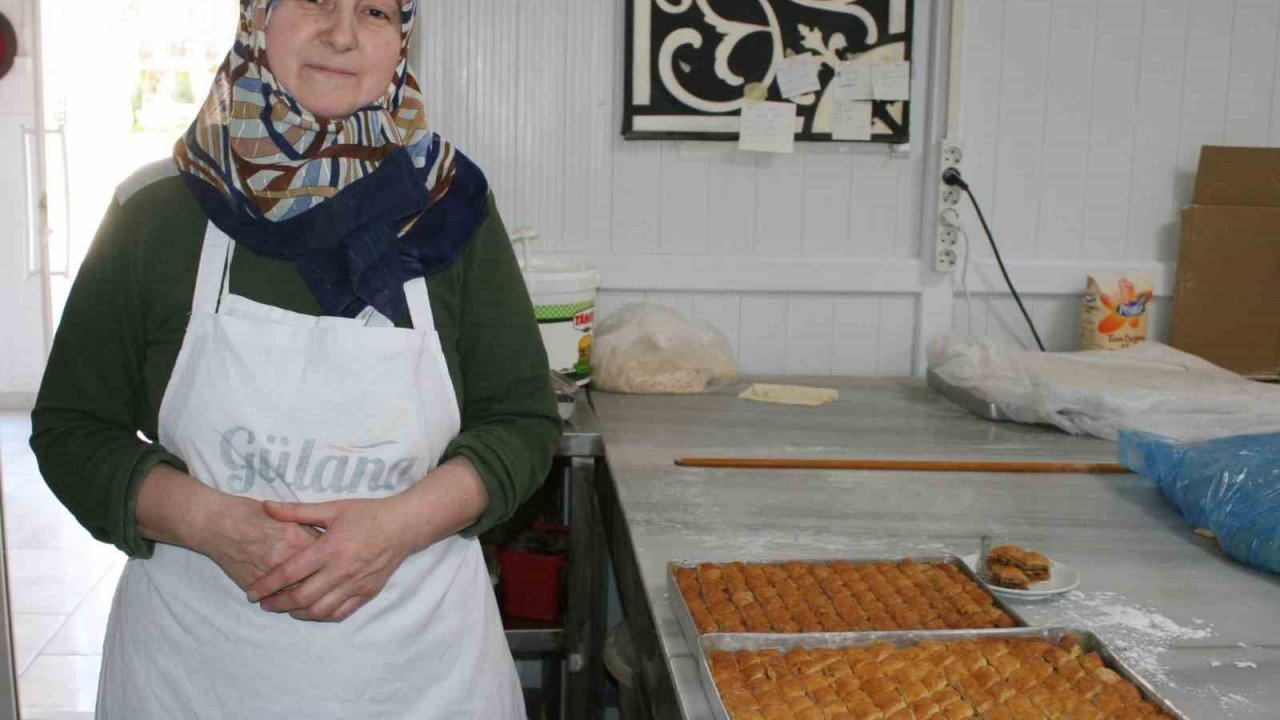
left=1170, top=146, right=1280, bottom=379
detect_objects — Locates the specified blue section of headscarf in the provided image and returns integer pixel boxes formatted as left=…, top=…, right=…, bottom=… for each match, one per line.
left=182, top=134, right=490, bottom=323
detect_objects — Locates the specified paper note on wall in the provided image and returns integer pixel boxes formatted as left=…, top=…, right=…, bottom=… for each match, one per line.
left=832, top=60, right=874, bottom=100
left=832, top=99, right=872, bottom=141
left=776, top=53, right=821, bottom=100
left=872, top=60, right=910, bottom=101
left=889, top=0, right=908, bottom=34
left=739, top=100, right=797, bottom=154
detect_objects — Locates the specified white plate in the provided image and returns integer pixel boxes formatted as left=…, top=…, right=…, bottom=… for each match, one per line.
left=961, top=553, right=1080, bottom=599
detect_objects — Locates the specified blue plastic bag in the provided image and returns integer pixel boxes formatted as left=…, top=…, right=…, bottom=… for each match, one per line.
left=1119, top=431, right=1280, bottom=573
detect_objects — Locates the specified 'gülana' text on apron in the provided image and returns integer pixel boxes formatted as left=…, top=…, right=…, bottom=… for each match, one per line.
left=219, top=426, right=421, bottom=494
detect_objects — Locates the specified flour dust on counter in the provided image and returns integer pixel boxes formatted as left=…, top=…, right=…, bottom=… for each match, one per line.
left=1015, top=590, right=1238, bottom=708
left=625, top=513, right=956, bottom=560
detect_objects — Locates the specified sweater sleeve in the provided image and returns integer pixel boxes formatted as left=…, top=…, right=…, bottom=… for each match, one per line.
left=444, top=200, right=561, bottom=536
left=29, top=196, right=187, bottom=559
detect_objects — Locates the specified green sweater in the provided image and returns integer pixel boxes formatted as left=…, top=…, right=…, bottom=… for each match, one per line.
left=30, top=161, right=561, bottom=558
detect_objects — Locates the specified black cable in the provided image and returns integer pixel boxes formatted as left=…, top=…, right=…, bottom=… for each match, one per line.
left=942, top=169, right=1046, bottom=352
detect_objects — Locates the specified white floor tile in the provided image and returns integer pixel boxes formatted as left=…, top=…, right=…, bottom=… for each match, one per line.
left=11, top=614, right=65, bottom=675
left=0, top=413, right=32, bottom=444
left=8, top=546, right=124, bottom=615
left=18, top=655, right=102, bottom=713
left=2, top=416, right=109, bottom=717
left=2, top=480, right=63, bottom=507
left=43, top=560, right=123, bottom=656
left=5, top=510, right=98, bottom=552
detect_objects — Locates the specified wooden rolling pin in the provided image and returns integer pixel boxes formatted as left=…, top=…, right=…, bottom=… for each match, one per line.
left=674, top=457, right=1131, bottom=474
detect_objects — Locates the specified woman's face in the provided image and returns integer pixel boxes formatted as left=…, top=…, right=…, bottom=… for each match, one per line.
left=265, top=0, right=403, bottom=120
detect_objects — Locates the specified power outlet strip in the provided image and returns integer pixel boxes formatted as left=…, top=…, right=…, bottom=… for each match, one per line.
left=934, top=138, right=963, bottom=272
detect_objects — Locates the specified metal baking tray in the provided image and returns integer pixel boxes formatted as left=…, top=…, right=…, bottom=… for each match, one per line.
left=927, top=369, right=1012, bottom=422
left=667, top=556, right=1029, bottom=659
left=695, top=627, right=1191, bottom=720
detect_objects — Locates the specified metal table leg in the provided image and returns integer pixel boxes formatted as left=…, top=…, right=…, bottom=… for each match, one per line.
left=596, top=458, right=680, bottom=719
left=564, top=457, right=608, bottom=720
left=541, top=652, right=563, bottom=720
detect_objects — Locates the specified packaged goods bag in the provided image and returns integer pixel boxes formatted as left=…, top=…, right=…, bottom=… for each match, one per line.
left=592, top=303, right=737, bottom=394
left=1081, top=273, right=1153, bottom=350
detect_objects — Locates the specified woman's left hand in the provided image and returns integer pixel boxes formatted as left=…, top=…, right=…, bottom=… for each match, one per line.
left=247, top=497, right=420, bottom=622
left=247, top=457, right=489, bottom=622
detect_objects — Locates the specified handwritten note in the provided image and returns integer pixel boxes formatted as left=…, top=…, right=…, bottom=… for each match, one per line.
left=872, top=60, right=910, bottom=101
left=776, top=53, right=821, bottom=100
left=832, top=60, right=874, bottom=101
left=738, top=100, right=797, bottom=154
left=832, top=99, right=872, bottom=141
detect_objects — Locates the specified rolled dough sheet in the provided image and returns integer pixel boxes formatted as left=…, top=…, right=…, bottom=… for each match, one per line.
left=738, top=383, right=839, bottom=406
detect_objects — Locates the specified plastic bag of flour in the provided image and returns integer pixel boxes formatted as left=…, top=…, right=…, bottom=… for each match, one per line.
left=592, top=303, right=737, bottom=394
left=1081, top=273, right=1153, bottom=350
left=1120, top=430, right=1280, bottom=574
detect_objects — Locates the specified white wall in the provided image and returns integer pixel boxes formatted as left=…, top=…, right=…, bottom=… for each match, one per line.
left=417, top=0, right=1280, bottom=375
left=417, top=0, right=938, bottom=376
left=0, top=0, right=44, bottom=408
left=2, top=0, right=1278, bottom=396
left=954, top=0, right=1280, bottom=353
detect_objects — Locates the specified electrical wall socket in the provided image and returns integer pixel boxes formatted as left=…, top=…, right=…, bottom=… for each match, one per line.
left=936, top=247, right=958, bottom=271
left=934, top=138, right=964, bottom=273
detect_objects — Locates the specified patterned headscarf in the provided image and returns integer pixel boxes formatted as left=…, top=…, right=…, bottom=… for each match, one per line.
left=175, top=0, right=488, bottom=321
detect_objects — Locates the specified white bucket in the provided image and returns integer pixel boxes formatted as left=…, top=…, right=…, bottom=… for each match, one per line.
left=513, top=229, right=600, bottom=383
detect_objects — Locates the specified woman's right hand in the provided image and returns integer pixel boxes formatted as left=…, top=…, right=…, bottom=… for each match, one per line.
left=197, top=495, right=323, bottom=593
left=135, top=464, right=321, bottom=594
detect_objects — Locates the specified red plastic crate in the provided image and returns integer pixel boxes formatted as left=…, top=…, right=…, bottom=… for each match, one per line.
left=498, top=523, right=569, bottom=622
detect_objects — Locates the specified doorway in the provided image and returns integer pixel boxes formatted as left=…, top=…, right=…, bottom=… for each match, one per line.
left=9, top=1, right=234, bottom=716
left=35, top=0, right=236, bottom=323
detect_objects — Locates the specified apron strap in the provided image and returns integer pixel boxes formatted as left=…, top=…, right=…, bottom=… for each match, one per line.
left=196, top=221, right=434, bottom=329
left=192, top=222, right=233, bottom=315
left=404, top=277, right=436, bottom=330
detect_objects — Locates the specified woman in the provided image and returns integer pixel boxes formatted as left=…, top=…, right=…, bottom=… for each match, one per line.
left=29, top=0, right=560, bottom=716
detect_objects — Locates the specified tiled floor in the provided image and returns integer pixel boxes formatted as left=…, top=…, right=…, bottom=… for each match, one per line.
left=2, top=412, right=117, bottom=720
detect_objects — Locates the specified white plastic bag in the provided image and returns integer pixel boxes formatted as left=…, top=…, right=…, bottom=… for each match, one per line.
left=592, top=303, right=737, bottom=394
left=927, top=335, right=1280, bottom=442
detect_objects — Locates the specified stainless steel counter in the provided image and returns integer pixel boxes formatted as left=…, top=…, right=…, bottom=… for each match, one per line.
left=587, top=377, right=1280, bottom=719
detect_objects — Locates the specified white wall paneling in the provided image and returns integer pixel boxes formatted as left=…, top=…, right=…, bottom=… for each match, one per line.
left=704, top=150, right=759, bottom=257
left=784, top=296, right=837, bottom=375
left=952, top=293, right=1173, bottom=354
left=415, top=0, right=1280, bottom=376
left=419, top=0, right=943, bottom=376
left=831, top=296, right=882, bottom=375
left=1035, top=0, right=1096, bottom=261
left=2, top=0, right=1276, bottom=398
left=737, top=294, right=790, bottom=375
left=1175, top=1, right=1236, bottom=209
left=595, top=289, right=921, bottom=377
left=1079, top=1, right=1143, bottom=263
left=800, top=152, right=852, bottom=259
left=0, top=0, right=1273, bottom=393
left=690, top=293, right=742, bottom=357
left=679, top=292, right=922, bottom=377
left=1223, top=0, right=1280, bottom=147
left=752, top=154, right=809, bottom=258
left=951, top=0, right=1280, bottom=350
left=1125, top=0, right=1188, bottom=263
left=991, top=0, right=1053, bottom=261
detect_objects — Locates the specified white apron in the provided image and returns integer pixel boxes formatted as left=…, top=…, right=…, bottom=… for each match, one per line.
left=97, top=223, right=524, bottom=719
